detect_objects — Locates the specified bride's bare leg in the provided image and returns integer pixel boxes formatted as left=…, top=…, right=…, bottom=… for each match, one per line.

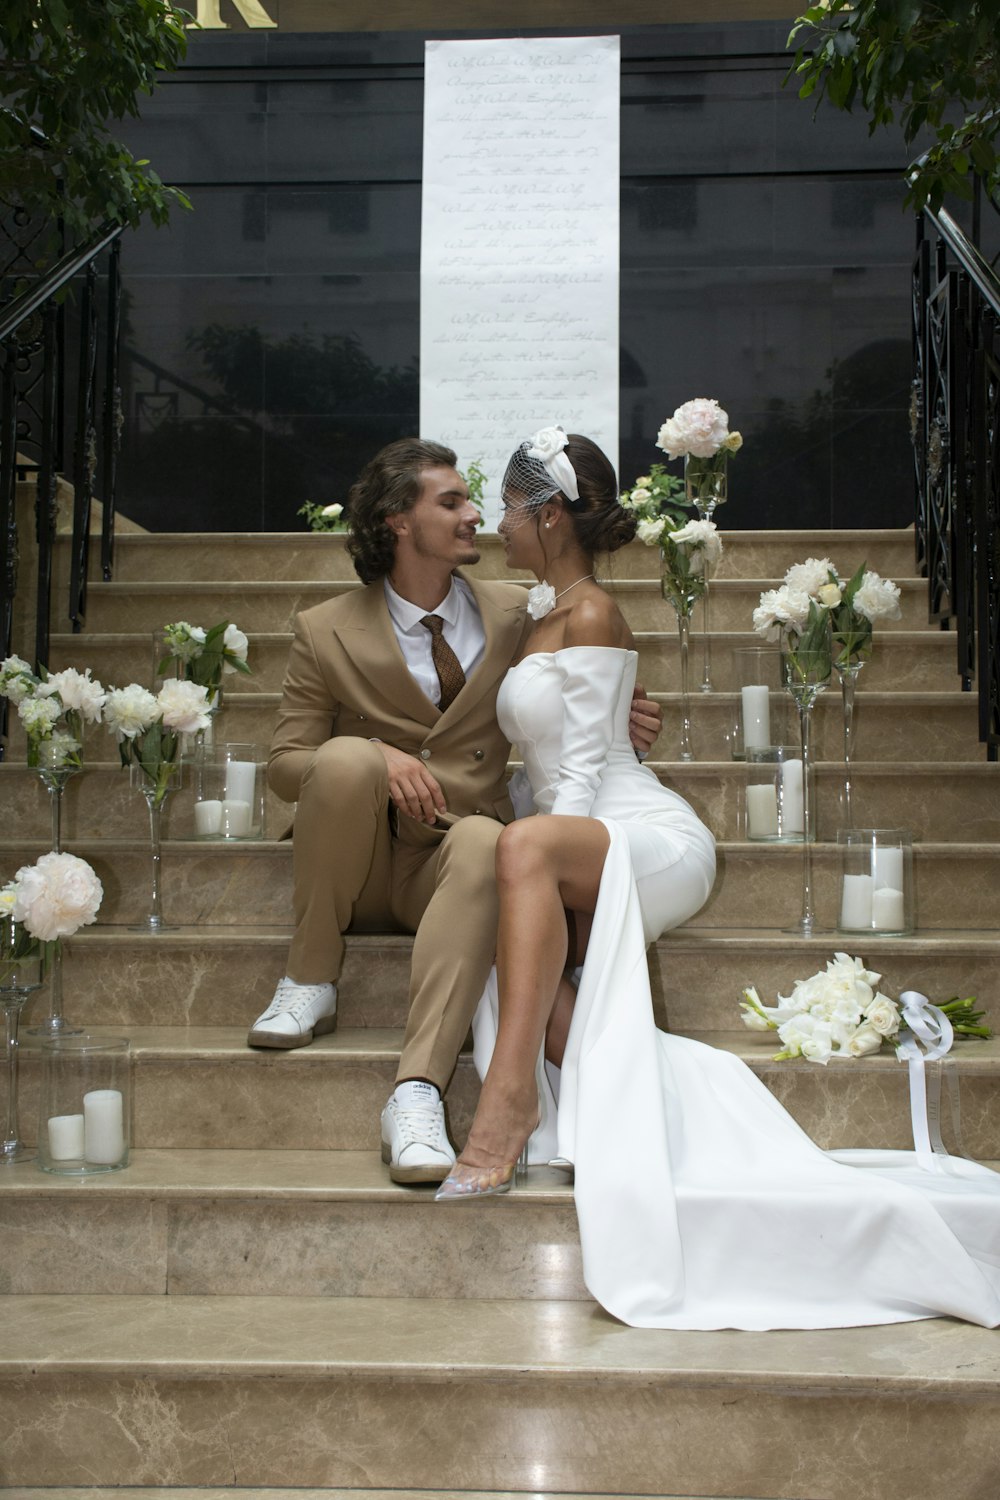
left=437, top=817, right=609, bottom=1197
left=545, top=909, right=594, bottom=1066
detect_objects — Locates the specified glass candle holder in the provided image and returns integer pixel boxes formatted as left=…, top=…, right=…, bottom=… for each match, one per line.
left=36, top=1035, right=132, bottom=1175
left=744, top=745, right=806, bottom=843
left=730, top=647, right=790, bottom=761
left=191, top=742, right=265, bottom=840
left=837, top=828, right=914, bottom=935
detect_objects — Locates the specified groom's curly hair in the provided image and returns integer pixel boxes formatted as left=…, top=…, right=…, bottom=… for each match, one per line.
left=346, top=437, right=458, bottom=583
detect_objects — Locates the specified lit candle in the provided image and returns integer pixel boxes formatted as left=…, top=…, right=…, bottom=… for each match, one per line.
left=83, top=1089, right=125, bottom=1165
left=47, top=1113, right=85, bottom=1161
left=872, top=845, right=904, bottom=891
left=221, top=800, right=252, bottom=837
left=194, top=799, right=223, bottom=836
left=746, top=783, right=779, bottom=837
left=224, top=760, right=256, bottom=805
left=872, top=886, right=906, bottom=931
left=741, top=685, right=771, bottom=751
left=781, top=758, right=804, bottom=834
left=840, top=873, right=874, bottom=929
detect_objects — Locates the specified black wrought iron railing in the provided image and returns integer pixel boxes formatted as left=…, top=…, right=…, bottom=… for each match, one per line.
left=0, top=218, right=123, bottom=742
left=912, top=175, right=1000, bottom=759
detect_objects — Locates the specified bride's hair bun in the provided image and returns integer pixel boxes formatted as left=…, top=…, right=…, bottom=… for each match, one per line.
left=564, top=435, right=637, bottom=556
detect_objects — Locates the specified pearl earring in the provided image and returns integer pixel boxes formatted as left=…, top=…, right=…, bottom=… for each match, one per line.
left=545, top=522, right=551, bottom=529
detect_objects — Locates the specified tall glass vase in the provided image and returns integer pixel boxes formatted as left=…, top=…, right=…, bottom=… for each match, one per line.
left=782, top=630, right=832, bottom=937
left=836, top=658, right=865, bottom=828
left=661, top=552, right=700, bottom=762
left=1, top=919, right=45, bottom=1165
left=674, top=607, right=695, bottom=762
left=130, top=762, right=181, bottom=933
left=687, top=459, right=728, bottom=696
left=26, top=741, right=83, bottom=1038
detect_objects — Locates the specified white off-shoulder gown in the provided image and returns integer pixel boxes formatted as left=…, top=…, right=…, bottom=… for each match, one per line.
left=472, top=646, right=1000, bottom=1330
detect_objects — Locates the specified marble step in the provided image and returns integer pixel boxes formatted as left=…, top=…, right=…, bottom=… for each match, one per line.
left=1, top=1294, right=996, bottom=1497
left=73, top=576, right=930, bottom=636
left=0, top=1493, right=749, bottom=1500
left=11, top=1027, right=1000, bottom=1155
left=2, top=838, right=995, bottom=930
left=55, top=525, right=922, bottom=586
left=5, top=759, right=999, bottom=844
left=49, top=926, right=1000, bottom=1035
left=47, top=626, right=965, bottom=695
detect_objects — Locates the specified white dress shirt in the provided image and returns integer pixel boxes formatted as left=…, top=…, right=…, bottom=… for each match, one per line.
left=383, top=574, right=486, bottom=707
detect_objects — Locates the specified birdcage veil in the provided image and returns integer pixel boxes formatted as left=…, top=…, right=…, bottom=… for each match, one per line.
left=501, top=425, right=581, bottom=522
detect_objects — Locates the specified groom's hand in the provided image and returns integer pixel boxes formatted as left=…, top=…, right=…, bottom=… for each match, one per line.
left=373, top=741, right=447, bottom=824
left=629, top=681, right=662, bottom=756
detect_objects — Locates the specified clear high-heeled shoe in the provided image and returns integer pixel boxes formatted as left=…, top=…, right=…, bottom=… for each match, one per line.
left=434, top=1138, right=531, bottom=1202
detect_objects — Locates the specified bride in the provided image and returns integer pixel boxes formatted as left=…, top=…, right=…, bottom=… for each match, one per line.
left=435, top=425, right=1000, bottom=1333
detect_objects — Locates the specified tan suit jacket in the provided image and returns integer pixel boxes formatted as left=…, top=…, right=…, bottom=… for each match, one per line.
left=269, top=571, right=531, bottom=842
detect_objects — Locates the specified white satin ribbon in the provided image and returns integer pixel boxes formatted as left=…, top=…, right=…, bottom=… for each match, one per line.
left=896, top=989, right=963, bottom=1172
left=542, top=448, right=580, bottom=502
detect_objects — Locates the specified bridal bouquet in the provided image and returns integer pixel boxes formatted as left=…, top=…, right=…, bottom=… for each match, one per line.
left=740, top=953, right=991, bottom=1063
left=103, top=679, right=213, bottom=806
left=0, top=656, right=106, bottom=771
left=2, top=850, right=103, bottom=971
left=158, top=619, right=251, bottom=700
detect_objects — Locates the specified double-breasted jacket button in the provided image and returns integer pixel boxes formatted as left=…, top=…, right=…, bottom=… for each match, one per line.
left=420, top=748, right=431, bottom=760
left=473, top=749, right=484, bottom=760
left=358, top=713, right=367, bottom=721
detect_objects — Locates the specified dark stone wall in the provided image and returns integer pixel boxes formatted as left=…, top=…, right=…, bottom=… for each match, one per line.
left=115, top=22, right=935, bottom=532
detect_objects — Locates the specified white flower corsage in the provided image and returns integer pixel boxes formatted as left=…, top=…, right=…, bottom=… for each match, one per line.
left=526, top=582, right=557, bottom=619
left=526, top=426, right=569, bottom=464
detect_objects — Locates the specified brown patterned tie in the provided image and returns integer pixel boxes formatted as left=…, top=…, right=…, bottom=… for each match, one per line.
left=420, top=613, right=466, bottom=712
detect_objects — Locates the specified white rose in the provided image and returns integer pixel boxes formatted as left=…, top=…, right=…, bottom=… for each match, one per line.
left=630, top=487, right=652, bottom=505
left=11, top=851, right=103, bottom=942
left=817, top=582, right=843, bottom=608
left=721, top=431, right=743, bottom=454
left=865, top=995, right=901, bottom=1038
left=321, top=502, right=343, bottom=520
left=656, top=398, right=730, bottom=459
left=848, top=1024, right=883, bottom=1058
left=157, top=678, right=213, bottom=735
left=853, top=571, right=902, bottom=623
left=104, top=683, right=160, bottom=740
left=784, top=558, right=837, bottom=598
left=636, top=516, right=667, bottom=546
left=43, top=667, right=107, bottom=724
left=222, top=623, right=249, bottom=672
left=18, top=695, right=61, bottom=735
left=0, top=884, right=17, bottom=915
left=526, top=425, right=569, bottom=464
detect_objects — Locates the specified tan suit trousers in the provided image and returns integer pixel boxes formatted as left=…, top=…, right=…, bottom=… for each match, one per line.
left=287, top=736, right=501, bottom=1092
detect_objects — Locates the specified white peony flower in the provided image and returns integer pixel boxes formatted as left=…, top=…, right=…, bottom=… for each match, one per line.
left=784, top=558, right=837, bottom=598
left=11, top=851, right=103, bottom=942
left=526, top=425, right=569, bottom=464
left=753, top=585, right=811, bottom=640
left=817, top=582, right=843, bottom=608
left=41, top=667, right=107, bottom=723
left=157, top=678, right=213, bottom=735
left=865, top=995, right=902, bottom=1038
left=222, top=623, right=249, bottom=672
left=656, top=398, right=730, bottom=459
left=104, top=683, right=160, bottom=740
left=853, top=571, right=902, bottom=622
left=848, top=1024, right=884, bottom=1057
left=636, top=516, right=667, bottom=546
left=18, top=695, right=61, bottom=736
left=668, top=518, right=724, bottom=570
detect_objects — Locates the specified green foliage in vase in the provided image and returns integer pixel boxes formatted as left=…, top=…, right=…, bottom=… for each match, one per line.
left=461, top=459, right=488, bottom=520
left=0, top=0, right=192, bottom=237
left=787, top=0, right=1000, bottom=212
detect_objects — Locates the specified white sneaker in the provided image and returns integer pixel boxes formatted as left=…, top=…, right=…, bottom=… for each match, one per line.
left=381, top=1081, right=455, bottom=1184
left=247, top=976, right=338, bottom=1049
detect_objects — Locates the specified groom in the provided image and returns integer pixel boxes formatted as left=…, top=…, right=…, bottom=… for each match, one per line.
left=249, top=436, right=661, bottom=1182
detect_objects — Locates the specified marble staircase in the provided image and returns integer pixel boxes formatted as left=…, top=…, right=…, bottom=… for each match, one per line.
left=1, top=527, right=999, bottom=1500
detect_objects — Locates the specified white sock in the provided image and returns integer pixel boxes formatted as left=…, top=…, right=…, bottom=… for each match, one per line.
left=394, top=1079, right=440, bottom=1109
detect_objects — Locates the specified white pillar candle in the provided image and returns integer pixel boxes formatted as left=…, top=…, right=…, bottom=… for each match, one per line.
left=872, top=886, right=906, bottom=931
left=746, top=783, right=779, bottom=837
left=872, top=845, right=904, bottom=891
left=83, top=1089, right=125, bottom=1165
left=781, top=758, right=804, bottom=834
left=194, top=799, right=223, bottom=835
left=221, top=799, right=252, bottom=837
left=741, top=685, right=771, bottom=751
left=47, top=1113, right=85, bottom=1161
left=224, top=760, right=256, bottom=805
left=840, top=873, right=874, bottom=929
